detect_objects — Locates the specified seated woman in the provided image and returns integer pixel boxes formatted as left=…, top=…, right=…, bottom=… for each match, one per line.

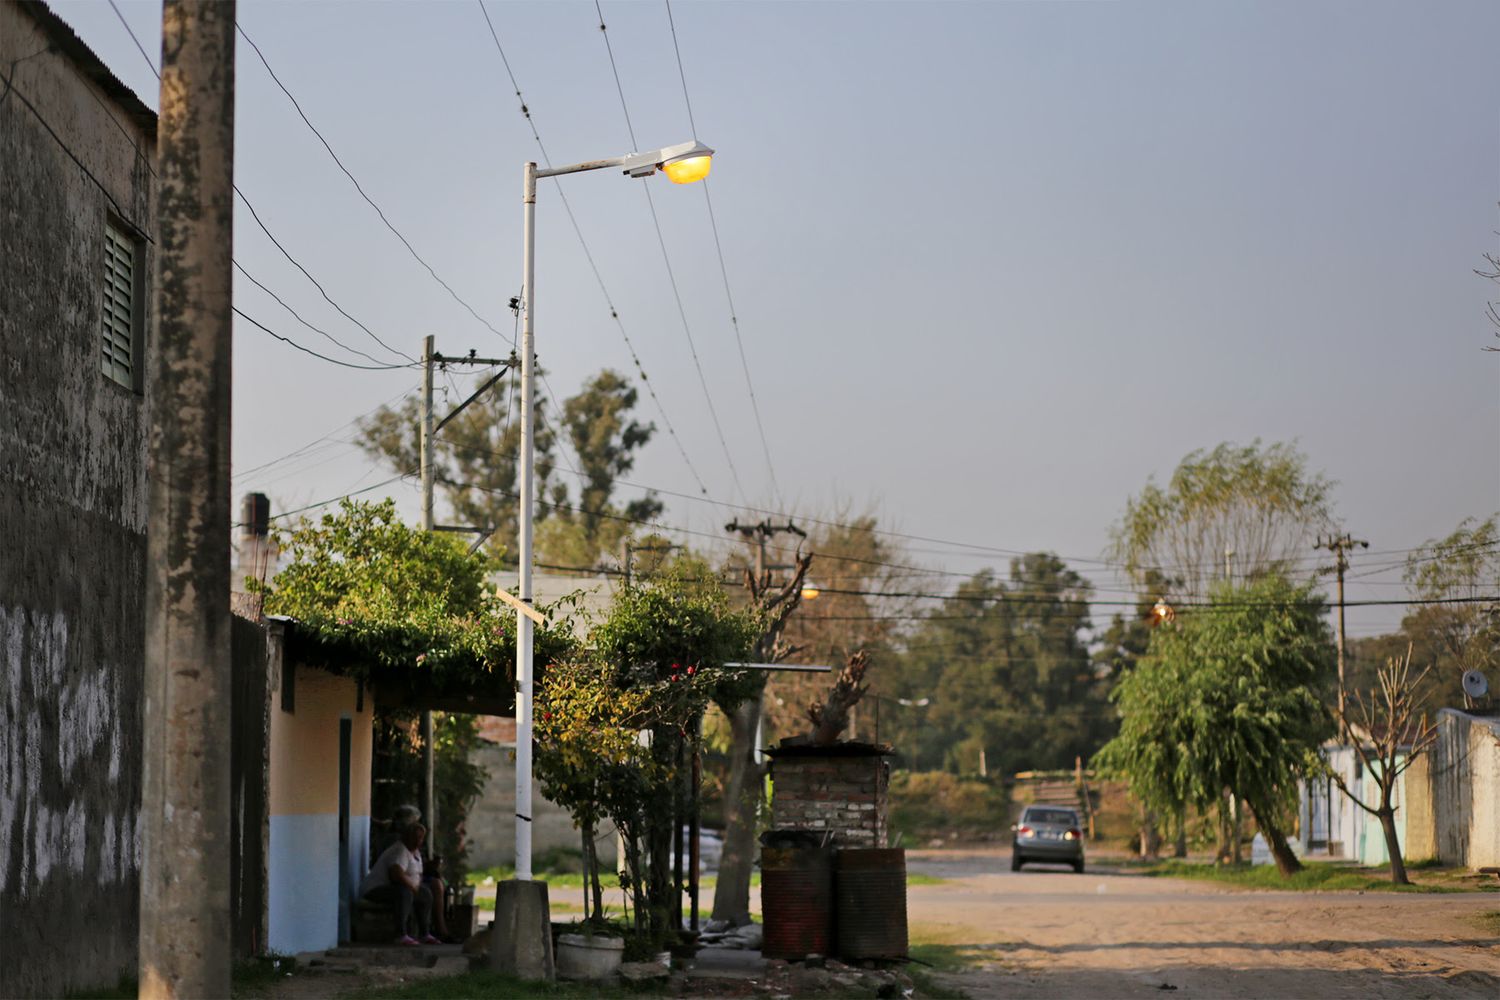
left=358, top=822, right=439, bottom=945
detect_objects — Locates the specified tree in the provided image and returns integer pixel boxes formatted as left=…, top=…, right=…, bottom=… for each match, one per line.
left=559, top=370, right=661, bottom=540
left=1095, top=575, right=1335, bottom=876
left=357, top=367, right=660, bottom=565
left=1328, top=648, right=1438, bottom=885
left=1400, top=514, right=1499, bottom=702
left=582, top=574, right=759, bottom=947
left=767, top=512, right=915, bottom=740
left=1110, top=441, right=1336, bottom=599
left=257, top=499, right=569, bottom=871
left=890, top=555, right=1106, bottom=778
left=709, top=539, right=812, bottom=928
left=357, top=371, right=558, bottom=556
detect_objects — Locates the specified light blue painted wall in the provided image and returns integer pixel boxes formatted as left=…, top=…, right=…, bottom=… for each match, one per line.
left=268, top=814, right=339, bottom=955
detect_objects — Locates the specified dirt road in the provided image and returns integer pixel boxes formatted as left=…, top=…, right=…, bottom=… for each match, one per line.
left=905, top=850, right=1500, bottom=998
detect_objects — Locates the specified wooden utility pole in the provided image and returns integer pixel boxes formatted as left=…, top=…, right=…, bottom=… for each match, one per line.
left=140, top=3, right=235, bottom=996
left=416, top=341, right=511, bottom=838
left=1316, top=533, right=1369, bottom=720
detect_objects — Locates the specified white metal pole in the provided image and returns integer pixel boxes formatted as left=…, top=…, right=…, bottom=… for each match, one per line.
left=419, top=335, right=436, bottom=836
left=516, top=162, right=538, bottom=881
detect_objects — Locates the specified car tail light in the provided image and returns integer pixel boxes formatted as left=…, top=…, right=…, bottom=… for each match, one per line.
left=1064, top=828, right=1082, bottom=841
left=1017, top=825, right=1034, bottom=837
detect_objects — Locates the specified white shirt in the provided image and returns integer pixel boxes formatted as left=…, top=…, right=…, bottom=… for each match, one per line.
left=359, top=841, right=422, bottom=897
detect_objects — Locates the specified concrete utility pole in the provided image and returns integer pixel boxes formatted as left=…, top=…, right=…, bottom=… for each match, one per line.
left=1316, top=533, right=1369, bottom=721
left=139, top=3, right=235, bottom=997
left=419, top=335, right=436, bottom=838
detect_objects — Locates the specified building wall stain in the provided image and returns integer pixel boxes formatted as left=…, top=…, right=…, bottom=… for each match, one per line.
left=1, top=4, right=157, bottom=995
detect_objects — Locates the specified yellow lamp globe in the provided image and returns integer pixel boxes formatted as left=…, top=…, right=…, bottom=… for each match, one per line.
left=662, top=153, right=712, bottom=185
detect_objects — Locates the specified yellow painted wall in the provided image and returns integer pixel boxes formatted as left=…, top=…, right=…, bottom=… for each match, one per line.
left=269, top=667, right=372, bottom=817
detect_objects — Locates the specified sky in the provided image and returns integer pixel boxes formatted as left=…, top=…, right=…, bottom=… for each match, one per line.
left=51, top=0, right=1500, bottom=639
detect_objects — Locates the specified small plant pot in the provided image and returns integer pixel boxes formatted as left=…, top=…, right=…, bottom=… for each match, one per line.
left=556, top=933, right=626, bottom=980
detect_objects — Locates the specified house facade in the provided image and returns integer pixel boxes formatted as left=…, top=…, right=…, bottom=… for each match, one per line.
left=0, top=2, right=157, bottom=995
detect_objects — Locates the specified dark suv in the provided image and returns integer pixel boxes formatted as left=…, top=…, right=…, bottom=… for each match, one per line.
left=1010, top=806, right=1085, bottom=872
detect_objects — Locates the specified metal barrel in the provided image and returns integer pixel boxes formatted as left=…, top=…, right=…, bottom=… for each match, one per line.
left=834, top=848, right=908, bottom=961
left=760, top=845, right=834, bottom=959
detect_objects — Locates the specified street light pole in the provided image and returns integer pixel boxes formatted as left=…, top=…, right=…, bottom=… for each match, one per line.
left=516, top=161, right=538, bottom=881
left=498, top=140, right=712, bottom=980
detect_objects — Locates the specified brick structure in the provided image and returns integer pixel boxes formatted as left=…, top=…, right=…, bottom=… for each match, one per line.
left=768, top=742, right=893, bottom=847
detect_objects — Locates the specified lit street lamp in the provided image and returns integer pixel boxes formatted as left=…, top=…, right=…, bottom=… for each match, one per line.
left=513, top=140, right=714, bottom=879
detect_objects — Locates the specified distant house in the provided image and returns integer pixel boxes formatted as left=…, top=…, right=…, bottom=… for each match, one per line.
left=0, top=1, right=157, bottom=996
left=1298, top=741, right=1409, bottom=866
left=1300, top=708, right=1500, bottom=871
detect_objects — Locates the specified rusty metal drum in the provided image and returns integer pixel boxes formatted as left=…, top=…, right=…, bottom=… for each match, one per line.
left=834, top=848, right=908, bottom=961
left=760, top=844, right=835, bottom=959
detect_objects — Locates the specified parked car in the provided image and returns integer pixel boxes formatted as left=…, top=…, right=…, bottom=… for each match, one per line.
left=1010, top=806, right=1085, bottom=872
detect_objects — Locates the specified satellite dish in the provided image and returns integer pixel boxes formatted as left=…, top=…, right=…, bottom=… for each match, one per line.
left=1462, top=670, right=1490, bottom=700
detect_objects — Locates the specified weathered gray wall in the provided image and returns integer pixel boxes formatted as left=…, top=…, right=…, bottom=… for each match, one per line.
left=465, top=739, right=618, bottom=872
left=0, top=4, right=157, bottom=995
left=1430, top=709, right=1500, bottom=870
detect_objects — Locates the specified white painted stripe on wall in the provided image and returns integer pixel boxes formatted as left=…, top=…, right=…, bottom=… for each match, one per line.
left=268, top=813, right=339, bottom=955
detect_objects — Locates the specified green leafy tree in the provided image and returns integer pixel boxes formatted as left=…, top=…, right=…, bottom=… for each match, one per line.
left=1400, top=514, right=1500, bottom=703
left=357, top=368, right=660, bottom=565
left=536, top=574, right=757, bottom=949
left=891, top=555, right=1106, bottom=777
left=1110, top=441, right=1336, bottom=599
left=357, top=373, right=559, bottom=555
left=1096, top=575, right=1335, bottom=876
left=259, top=498, right=573, bottom=874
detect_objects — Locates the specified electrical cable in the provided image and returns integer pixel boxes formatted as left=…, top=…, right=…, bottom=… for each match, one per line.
left=592, top=0, right=749, bottom=503
left=235, top=22, right=506, bottom=339
left=103, top=5, right=419, bottom=366
left=663, top=0, right=782, bottom=505
left=234, top=261, right=407, bottom=368
left=474, top=0, right=715, bottom=503
left=232, top=307, right=417, bottom=371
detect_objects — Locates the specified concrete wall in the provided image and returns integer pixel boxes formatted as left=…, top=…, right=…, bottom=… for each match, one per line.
left=0, top=4, right=156, bottom=995
left=1401, top=752, right=1437, bottom=864
left=268, top=665, right=372, bottom=954
left=1430, top=710, right=1500, bottom=870
left=465, top=735, right=617, bottom=871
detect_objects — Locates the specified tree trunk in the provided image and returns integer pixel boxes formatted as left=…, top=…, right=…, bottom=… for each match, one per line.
left=1139, top=809, right=1161, bottom=860
left=1250, top=802, right=1303, bottom=876
left=1173, top=808, right=1188, bottom=858
left=1378, top=808, right=1409, bottom=885
left=711, top=693, right=764, bottom=926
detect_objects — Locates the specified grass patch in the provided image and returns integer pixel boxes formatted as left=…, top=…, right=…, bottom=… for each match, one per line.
left=909, top=922, right=997, bottom=972
left=907, top=872, right=948, bottom=886
left=348, top=970, right=637, bottom=999
left=1469, top=910, right=1500, bottom=935
left=1142, top=859, right=1464, bottom=893
left=66, top=957, right=302, bottom=999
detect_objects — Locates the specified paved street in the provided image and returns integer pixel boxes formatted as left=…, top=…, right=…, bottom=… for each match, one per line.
left=907, top=850, right=1500, bottom=998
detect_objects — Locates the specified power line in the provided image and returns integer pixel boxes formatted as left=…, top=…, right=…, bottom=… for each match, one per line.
left=663, top=0, right=781, bottom=505
left=591, top=1, right=749, bottom=503
left=232, top=307, right=416, bottom=371
left=235, top=22, right=506, bottom=339
left=474, top=0, right=715, bottom=503
left=102, top=7, right=417, bottom=368
left=233, top=261, right=406, bottom=368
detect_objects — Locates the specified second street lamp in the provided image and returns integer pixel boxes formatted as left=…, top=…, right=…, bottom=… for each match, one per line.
left=512, top=140, right=714, bottom=882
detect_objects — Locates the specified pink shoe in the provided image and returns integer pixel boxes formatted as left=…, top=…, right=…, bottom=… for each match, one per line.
left=395, top=934, right=420, bottom=946
left=421, top=934, right=442, bottom=945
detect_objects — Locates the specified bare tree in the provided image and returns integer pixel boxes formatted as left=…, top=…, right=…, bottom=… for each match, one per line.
left=1328, top=647, right=1438, bottom=885
left=806, top=651, right=870, bottom=745
left=709, top=548, right=812, bottom=927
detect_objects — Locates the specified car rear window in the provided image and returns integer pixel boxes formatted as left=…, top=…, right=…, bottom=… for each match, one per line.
left=1023, top=808, right=1077, bottom=826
